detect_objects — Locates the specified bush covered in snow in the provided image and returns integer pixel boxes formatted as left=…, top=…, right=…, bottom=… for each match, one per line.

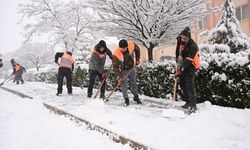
left=136, top=61, right=175, bottom=98
left=72, top=66, right=89, bottom=88
left=208, top=0, right=250, bottom=53
left=135, top=51, right=249, bottom=108
left=197, top=45, right=250, bottom=108
left=24, top=67, right=57, bottom=84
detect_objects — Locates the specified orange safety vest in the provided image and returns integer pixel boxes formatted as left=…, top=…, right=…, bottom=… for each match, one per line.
left=92, top=48, right=106, bottom=58
left=113, top=41, right=135, bottom=61
left=186, top=51, right=200, bottom=70
left=15, top=64, right=20, bottom=72
left=193, top=51, right=200, bottom=69
left=59, top=52, right=75, bottom=69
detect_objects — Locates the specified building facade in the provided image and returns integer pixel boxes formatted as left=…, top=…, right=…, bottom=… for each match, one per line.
left=150, top=0, right=250, bottom=61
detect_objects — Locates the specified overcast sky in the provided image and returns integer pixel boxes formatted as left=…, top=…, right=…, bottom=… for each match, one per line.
left=0, top=0, right=120, bottom=55
left=0, top=0, right=29, bottom=54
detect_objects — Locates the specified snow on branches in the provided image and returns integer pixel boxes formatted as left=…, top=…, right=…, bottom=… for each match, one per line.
left=209, top=0, right=250, bottom=53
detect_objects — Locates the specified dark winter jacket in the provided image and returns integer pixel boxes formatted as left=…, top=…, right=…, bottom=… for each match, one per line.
left=55, top=52, right=74, bottom=71
left=12, top=64, right=26, bottom=74
left=112, top=41, right=140, bottom=77
left=88, top=45, right=113, bottom=73
left=176, top=38, right=199, bottom=74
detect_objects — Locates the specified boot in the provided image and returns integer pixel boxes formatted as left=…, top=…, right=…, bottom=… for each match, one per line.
left=181, top=102, right=190, bottom=109
left=87, top=93, right=92, bottom=98
left=56, top=92, right=62, bottom=96
left=133, top=95, right=142, bottom=104
left=189, top=105, right=197, bottom=113
left=100, top=93, right=105, bottom=100
left=124, top=98, right=129, bottom=106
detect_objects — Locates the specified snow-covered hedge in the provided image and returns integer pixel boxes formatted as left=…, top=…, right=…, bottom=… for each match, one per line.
left=197, top=44, right=250, bottom=108
left=24, top=67, right=57, bottom=83
left=136, top=61, right=175, bottom=98
left=134, top=50, right=249, bottom=108
left=72, top=66, right=89, bottom=88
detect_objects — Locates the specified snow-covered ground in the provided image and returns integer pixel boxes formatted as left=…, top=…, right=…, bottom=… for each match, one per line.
left=0, top=86, right=130, bottom=150
left=1, top=81, right=250, bottom=150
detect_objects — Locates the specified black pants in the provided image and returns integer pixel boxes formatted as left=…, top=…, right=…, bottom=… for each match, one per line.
left=87, top=70, right=105, bottom=97
left=179, top=72, right=197, bottom=107
left=57, top=67, right=72, bottom=94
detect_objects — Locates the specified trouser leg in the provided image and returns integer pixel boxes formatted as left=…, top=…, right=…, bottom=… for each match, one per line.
left=185, top=75, right=197, bottom=107
left=121, top=70, right=129, bottom=99
left=97, top=72, right=106, bottom=98
left=87, top=70, right=97, bottom=97
left=65, top=69, right=73, bottom=94
left=179, top=74, right=189, bottom=102
left=128, top=68, right=138, bottom=96
left=15, top=72, right=23, bottom=84
left=57, top=69, right=65, bottom=94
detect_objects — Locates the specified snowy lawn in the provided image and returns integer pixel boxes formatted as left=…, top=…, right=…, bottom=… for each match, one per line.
left=1, top=81, right=250, bottom=150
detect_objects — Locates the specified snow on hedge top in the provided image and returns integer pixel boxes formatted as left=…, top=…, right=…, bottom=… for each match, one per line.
left=200, top=44, right=250, bottom=68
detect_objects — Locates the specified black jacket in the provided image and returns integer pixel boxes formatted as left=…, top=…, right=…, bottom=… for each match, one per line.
left=88, top=45, right=113, bottom=73
left=176, top=38, right=198, bottom=74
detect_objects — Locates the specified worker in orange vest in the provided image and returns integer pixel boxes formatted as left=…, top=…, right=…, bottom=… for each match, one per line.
left=10, top=59, right=26, bottom=84
left=55, top=51, right=75, bottom=96
left=112, top=39, right=142, bottom=106
left=87, top=40, right=113, bottom=99
left=175, top=27, right=200, bottom=113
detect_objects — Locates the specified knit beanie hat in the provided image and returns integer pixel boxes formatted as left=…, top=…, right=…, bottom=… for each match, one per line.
left=119, top=39, right=128, bottom=48
left=180, top=27, right=191, bottom=38
left=98, top=40, right=106, bottom=48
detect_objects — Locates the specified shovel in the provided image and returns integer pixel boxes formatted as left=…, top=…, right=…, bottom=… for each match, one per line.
left=0, top=74, right=13, bottom=86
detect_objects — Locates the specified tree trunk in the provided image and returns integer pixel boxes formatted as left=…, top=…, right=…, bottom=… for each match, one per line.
left=147, top=43, right=155, bottom=63
left=64, top=41, right=68, bottom=51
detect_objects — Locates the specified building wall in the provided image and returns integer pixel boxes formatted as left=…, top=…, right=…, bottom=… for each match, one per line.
left=196, top=0, right=249, bottom=43
left=150, top=0, right=250, bottom=61
left=153, top=44, right=176, bottom=60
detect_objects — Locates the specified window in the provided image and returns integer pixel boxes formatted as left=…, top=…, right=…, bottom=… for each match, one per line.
left=236, top=7, right=241, bottom=20
left=198, top=16, right=208, bottom=30
left=242, top=4, right=249, bottom=20
left=236, top=4, right=249, bottom=21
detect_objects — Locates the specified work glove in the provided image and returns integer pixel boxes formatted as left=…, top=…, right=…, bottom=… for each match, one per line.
left=55, top=60, right=59, bottom=65
left=118, top=77, right=123, bottom=84
left=102, top=72, right=107, bottom=78
left=174, top=69, right=181, bottom=78
left=135, top=60, right=140, bottom=66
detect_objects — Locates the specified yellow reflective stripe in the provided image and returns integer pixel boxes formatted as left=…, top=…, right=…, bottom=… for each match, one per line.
left=186, top=57, right=194, bottom=62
